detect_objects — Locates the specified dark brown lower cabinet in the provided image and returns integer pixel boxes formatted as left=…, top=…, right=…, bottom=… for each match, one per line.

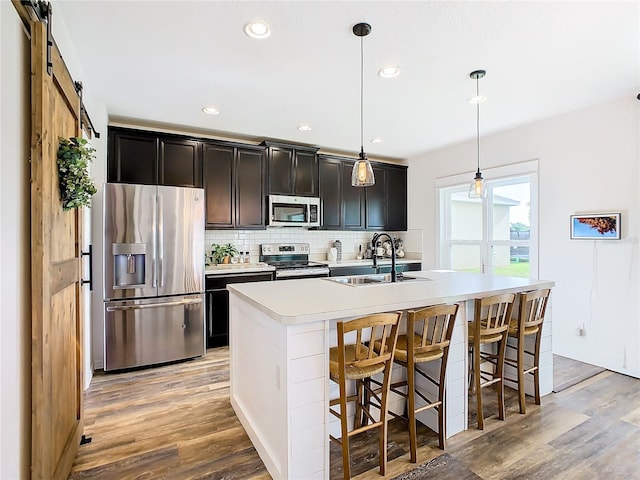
left=204, top=141, right=265, bottom=229
left=206, top=272, right=274, bottom=347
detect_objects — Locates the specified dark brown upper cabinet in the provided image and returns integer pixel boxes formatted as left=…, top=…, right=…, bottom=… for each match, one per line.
left=385, top=164, right=408, bottom=231
left=108, top=127, right=202, bottom=188
left=203, top=141, right=265, bottom=230
left=108, top=128, right=158, bottom=185
left=159, top=137, right=202, bottom=187
left=365, top=165, right=387, bottom=230
left=262, top=141, right=320, bottom=196
left=318, top=155, right=365, bottom=230
left=318, top=155, right=407, bottom=231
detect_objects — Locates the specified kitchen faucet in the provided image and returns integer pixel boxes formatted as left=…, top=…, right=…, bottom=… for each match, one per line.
left=371, top=232, right=398, bottom=282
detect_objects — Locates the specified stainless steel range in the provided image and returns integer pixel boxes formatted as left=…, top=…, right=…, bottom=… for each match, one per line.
left=260, top=243, right=330, bottom=280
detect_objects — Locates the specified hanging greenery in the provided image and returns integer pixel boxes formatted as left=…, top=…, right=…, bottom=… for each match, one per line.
left=57, top=137, right=97, bottom=211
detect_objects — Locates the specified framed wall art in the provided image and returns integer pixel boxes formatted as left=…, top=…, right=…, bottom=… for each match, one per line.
left=570, top=213, right=621, bottom=240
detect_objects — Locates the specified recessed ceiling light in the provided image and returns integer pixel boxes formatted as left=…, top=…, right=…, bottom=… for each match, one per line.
left=370, top=137, right=383, bottom=144
left=468, top=95, right=487, bottom=104
left=297, top=123, right=312, bottom=131
left=378, top=65, right=401, bottom=78
left=244, top=21, right=271, bottom=39
left=202, top=106, right=220, bottom=115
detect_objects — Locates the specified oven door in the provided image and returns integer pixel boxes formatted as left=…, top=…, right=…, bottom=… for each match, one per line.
left=275, top=268, right=330, bottom=280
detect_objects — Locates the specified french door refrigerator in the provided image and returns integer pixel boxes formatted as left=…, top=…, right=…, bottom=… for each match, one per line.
left=103, top=183, right=205, bottom=371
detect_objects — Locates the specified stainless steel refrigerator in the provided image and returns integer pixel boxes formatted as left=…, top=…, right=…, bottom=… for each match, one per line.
left=103, top=183, right=205, bottom=371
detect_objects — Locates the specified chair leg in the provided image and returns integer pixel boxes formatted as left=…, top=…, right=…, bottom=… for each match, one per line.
left=517, top=336, right=526, bottom=414
left=354, top=379, right=363, bottom=429
left=338, top=379, right=351, bottom=480
left=437, top=381, right=446, bottom=450
left=496, top=337, right=507, bottom=421
left=406, top=363, right=418, bottom=463
left=534, top=333, right=541, bottom=405
left=473, top=345, right=484, bottom=430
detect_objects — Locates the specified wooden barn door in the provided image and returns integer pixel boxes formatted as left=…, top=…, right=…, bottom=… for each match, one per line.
left=29, top=16, right=85, bottom=480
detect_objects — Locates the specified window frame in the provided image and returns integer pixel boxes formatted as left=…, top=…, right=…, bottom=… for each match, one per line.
left=436, top=160, right=539, bottom=278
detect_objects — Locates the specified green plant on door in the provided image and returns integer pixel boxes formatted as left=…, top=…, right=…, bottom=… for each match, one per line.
left=57, top=137, right=97, bottom=211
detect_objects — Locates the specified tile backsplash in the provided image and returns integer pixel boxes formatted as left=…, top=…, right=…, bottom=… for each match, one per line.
left=205, top=229, right=423, bottom=263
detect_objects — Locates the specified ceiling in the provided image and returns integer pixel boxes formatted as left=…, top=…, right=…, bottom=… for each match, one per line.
left=56, top=1, right=639, bottom=160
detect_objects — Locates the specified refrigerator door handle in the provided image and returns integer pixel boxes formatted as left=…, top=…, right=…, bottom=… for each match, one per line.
left=106, top=297, right=203, bottom=312
left=158, top=193, right=164, bottom=287
left=152, top=193, right=158, bottom=288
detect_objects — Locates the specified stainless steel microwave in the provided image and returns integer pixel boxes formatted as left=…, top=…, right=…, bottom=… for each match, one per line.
left=268, top=195, right=320, bottom=227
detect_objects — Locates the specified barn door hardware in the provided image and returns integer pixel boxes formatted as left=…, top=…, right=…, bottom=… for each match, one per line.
left=74, top=82, right=101, bottom=139
left=81, top=245, right=93, bottom=291
left=21, top=1, right=53, bottom=75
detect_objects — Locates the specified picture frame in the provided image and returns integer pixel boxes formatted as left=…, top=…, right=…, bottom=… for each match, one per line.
left=570, top=213, right=621, bottom=240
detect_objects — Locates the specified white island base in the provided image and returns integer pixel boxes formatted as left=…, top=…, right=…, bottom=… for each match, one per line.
left=228, top=271, right=554, bottom=480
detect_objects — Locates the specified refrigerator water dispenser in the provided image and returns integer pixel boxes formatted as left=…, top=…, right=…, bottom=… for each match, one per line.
left=113, top=243, right=146, bottom=288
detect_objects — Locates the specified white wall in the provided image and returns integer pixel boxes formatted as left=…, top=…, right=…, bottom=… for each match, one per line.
left=408, top=96, right=640, bottom=378
left=0, top=2, right=31, bottom=478
left=51, top=1, right=109, bottom=384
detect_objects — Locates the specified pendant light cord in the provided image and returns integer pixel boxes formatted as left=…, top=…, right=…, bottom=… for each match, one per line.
left=360, top=35, right=364, bottom=154
left=476, top=76, right=480, bottom=174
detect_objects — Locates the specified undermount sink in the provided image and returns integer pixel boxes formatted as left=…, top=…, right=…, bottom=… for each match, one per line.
left=325, top=273, right=431, bottom=287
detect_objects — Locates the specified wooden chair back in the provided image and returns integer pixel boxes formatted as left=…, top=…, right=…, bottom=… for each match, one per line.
left=408, top=304, right=459, bottom=358
left=336, top=312, right=401, bottom=373
left=517, top=288, right=550, bottom=333
left=474, top=293, right=516, bottom=337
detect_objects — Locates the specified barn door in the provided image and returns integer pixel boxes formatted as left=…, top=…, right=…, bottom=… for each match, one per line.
left=30, top=16, right=85, bottom=480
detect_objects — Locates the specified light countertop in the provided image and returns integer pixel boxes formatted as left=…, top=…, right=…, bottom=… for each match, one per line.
left=228, top=270, right=554, bottom=325
left=205, top=262, right=275, bottom=275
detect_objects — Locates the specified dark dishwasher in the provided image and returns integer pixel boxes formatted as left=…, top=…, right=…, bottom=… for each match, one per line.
left=205, top=271, right=274, bottom=348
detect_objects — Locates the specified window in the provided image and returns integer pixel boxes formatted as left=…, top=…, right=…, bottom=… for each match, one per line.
left=437, top=162, right=538, bottom=278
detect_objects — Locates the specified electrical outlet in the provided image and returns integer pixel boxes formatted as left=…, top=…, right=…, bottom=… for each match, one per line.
left=576, top=327, right=585, bottom=337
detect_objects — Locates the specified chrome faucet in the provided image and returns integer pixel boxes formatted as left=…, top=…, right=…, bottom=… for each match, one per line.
left=371, top=232, right=398, bottom=282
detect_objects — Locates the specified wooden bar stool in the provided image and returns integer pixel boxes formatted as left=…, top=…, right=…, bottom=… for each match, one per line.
left=468, top=293, right=515, bottom=430
left=505, top=288, right=551, bottom=413
left=329, top=312, right=401, bottom=480
left=387, top=304, right=459, bottom=460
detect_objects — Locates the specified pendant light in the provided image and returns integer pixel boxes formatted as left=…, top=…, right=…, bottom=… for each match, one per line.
left=351, top=22, right=375, bottom=187
left=468, top=69, right=487, bottom=198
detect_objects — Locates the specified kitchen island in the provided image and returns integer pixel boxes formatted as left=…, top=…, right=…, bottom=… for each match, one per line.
left=228, top=271, right=554, bottom=480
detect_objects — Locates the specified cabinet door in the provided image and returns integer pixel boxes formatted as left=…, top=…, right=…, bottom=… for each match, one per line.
left=365, top=165, right=386, bottom=230
left=159, top=137, right=202, bottom=187
left=386, top=166, right=408, bottom=231
left=318, top=157, right=342, bottom=229
left=236, top=149, right=265, bottom=228
left=293, top=150, right=318, bottom=196
left=267, top=147, right=293, bottom=194
left=342, top=161, right=366, bottom=230
left=108, top=129, right=158, bottom=185
left=203, top=144, right=234, bottom=228
left=206, top=289, right=229, bottom=348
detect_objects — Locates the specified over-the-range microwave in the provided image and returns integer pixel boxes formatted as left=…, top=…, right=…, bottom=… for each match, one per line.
left=268, top=194, right=320, bottom=227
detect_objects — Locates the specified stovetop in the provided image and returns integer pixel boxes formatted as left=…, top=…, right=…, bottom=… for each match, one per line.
left=260, top=243, right=328, bottom=273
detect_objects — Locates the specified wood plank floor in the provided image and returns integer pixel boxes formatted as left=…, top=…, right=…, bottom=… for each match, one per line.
left=70, top=349, right=640, bottom=480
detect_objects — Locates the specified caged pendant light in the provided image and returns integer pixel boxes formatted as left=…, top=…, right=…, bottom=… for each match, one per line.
left=468, top=69, right=487, bottom=198
left=351, top=22, right=375, bottom=187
